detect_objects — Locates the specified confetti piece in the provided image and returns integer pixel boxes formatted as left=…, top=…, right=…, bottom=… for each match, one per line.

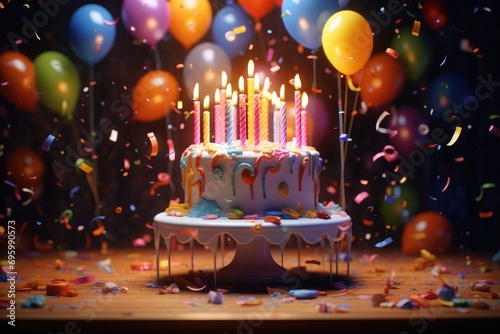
left=411, top=20, right=421, bottom=36
left=441, top=176, right=450, bottom=192
left=489, top=125, right=500, bottom=137
left=372, top=145, right=399, bottom=163
left=475, top=183, right=495, bottom=201
left=104, top=18, right=120, bottom=26
left=354, top=191, right=369, bottom=204
left=76, top=158, right=93, bottom=174
left=446, top=126, right=462, bottom=146
left=167, top=139, right=175, bottom=161
left=375, top=111, right=397, bottom=137
left=42, top=134, right=56, bottom=151
left=385, top=48, right=399, bottom=59
left=478, top=211, right=493, bottom=218
left=109, top=129, right=118, bottom=142
left=347, top=76, right=361, bottom=91
left=148, top=132, right=158, bottom=156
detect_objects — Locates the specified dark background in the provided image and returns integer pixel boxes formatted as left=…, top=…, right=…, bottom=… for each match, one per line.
left=1, top=0, right=499, bottom=252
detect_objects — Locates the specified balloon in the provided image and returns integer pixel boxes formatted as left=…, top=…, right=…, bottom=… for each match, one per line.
left=68, top=4, right=116, bottom=65
left=321, top=10, right=374, bottom=75
left=132, top=70, right=180, bottom=122
left=358, top=52, right=407, bottom=108
left=390, top=28, right=432, bottom=82
left=422, top=0, right=448, bottom=31
left=389, top=105, right=427, bottom=157
left=378, top=183, right=421, bottom=229
left=401, top=211, right=453, bottom=254
left=183, top=42, right=232, bottom=101
left=0, top=51, right=39, bottom=113
left=281, top=0, right=339, bottom=50
left=169, top=0, right=212, bottom=49
left=427, top=71, right=471, bottom=120
left=211, top=2, right=255, bottom=59
left=238, top=0, right=275, bottom=22
left=34, top=51, right=80, bottom=120
left=4, top=147, right=45, bottom=189
left=121, top=0, right=171, bottom=50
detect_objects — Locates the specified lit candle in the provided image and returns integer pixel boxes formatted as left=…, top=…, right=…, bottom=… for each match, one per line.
left=247, top=60, right=255, bottom=146
left=279, top=84, right=287, bottom=148
left=272, top=91, right=279, bottom=143
left=214, top=89, right=222, bottom=144
left=294, top=74, right=302, bottom=148
left=203, top=95, right=210, bottom=146
left=238, top=76, right=247, bottom=147
left=220, top=71, right=227, bottom=144
left=301, top=92, right=308, bottom=147
left=254, top=73, right=260, bottom=146
left=232, top=91, right=238, bottom=143
left=260, top=77, right=270, bottom=142
left=226, top=83, right=233, bottom=145
left=193, top=83, right=200, bottom=145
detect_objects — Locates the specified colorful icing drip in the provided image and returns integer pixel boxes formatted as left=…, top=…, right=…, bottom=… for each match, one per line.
left=298, top=156, right=310, bottom=192
left=195, top=151, right=205, bottom=194
left=262, top=160, right=282, bottom=199
left=232, top=163, right=254, bottom=196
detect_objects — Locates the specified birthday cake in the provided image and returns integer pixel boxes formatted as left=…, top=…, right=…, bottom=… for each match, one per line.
left=175, top=141, right=323, bottom=219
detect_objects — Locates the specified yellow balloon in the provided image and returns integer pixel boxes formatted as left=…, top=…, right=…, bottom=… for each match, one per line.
left=321, top=10, right=373, bottom=75
left=169, top=0, right=213, bottom=49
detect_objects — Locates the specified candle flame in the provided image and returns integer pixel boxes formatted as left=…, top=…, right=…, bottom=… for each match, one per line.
left=226, top=83, right=232, bottom=96
left=222, top=71, right=227, bottom=87
left=254, top=73, right=260, bottom=91
left=239, top=76, right=244, bottom=93
left=193, top=83, right=199, bottom=100
left=215, top=88, right=220, bottom=104
left=263, top=77, right=270, bottom=95
left=280, top=84, right=285, bottom=100
left=301, top=92, right=308, bottom=109
left=232, top=90, right=238, bottom=104
left=203, top=95, right=210, bottom=110
left=294, top=74, right=301, bottom=90
left=248, top=60, right=254, bottom=77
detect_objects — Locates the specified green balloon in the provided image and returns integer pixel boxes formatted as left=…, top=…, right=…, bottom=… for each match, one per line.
left=34, top=51, right=80, bottom=120
left=390, top=28, right=432, bottom=82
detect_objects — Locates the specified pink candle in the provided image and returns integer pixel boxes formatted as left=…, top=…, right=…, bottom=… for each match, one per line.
left=193, top=83, right=200, bottom=145
left=220, top=71, right=227, bottom=144
left=238, top=76, right=247, bottom=147
left=272, top=91, right=279, bottom=143
left=247, top=60, right=255, bottom=146
left=232, top=91, right=238, bottom=143
left=214, top=89, right=222, bottom=143
left=301, top=92, right=308, bottom=147
left=254, top=73, right=260, bottom=146
left=294, top=74, right=302, bottom=148
left=279, top=84, right=287, bottom=148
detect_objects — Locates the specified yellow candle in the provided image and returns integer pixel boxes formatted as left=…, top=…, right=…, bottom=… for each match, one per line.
left=247, top=60, right=255, bottom=146
left=203, top=95, right=210, bottom=146
left=260, top=77, right=270, bottom=142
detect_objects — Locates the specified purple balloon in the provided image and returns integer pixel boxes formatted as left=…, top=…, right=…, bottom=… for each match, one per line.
left=121, top=0, right=171, bottom=50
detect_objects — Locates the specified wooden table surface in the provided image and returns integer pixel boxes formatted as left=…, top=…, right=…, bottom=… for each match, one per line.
left=1, top=241, right=499, bottom=334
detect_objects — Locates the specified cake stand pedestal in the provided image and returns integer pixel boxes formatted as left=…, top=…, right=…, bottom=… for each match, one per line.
left=153, top=212, right=352, bottom=286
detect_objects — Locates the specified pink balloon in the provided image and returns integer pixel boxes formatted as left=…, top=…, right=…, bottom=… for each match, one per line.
left=121, top=0, right=171, bottom=50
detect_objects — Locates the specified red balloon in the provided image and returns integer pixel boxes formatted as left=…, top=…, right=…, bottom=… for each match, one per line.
left=4, top=147, right=45, bottom=189
left=0, top=51, right=39, bottom=113
left=238, top=0, right=275, bottom=22
left=401, top=211, right=453, bottom=254
left=358, top=52, right=406, bottom=108
left=422, top=0, right=448, bottom=30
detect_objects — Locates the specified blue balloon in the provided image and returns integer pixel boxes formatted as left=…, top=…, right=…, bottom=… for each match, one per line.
left=281, top=0, right=339, bottom=50
left=211, top=2, right=255, bottom=59
left=68, top=4, right=116, bottom=65
left=427, top=72, right=472, bottom=120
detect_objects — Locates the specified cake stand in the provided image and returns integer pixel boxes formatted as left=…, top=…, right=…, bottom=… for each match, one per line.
left=153, top=212, right=352, bottom=286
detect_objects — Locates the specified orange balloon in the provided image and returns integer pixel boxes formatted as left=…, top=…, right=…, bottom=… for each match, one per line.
left=4, top=147, right=45, bottom=189
left=401, top=211, right=453, bottom=254
left=169, top=0, right=213, bottom=49
left=358, top=52, right=406, bottom=108
left=132, top=70, right=180, bottom=122
left=238, top=0, right=275, bottom=22
left=0, top=51, right=39, bottom=113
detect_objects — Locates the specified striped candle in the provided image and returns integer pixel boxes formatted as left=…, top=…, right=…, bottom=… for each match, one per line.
left=214, top=89, right=222, bottom=143
left=301, top=92, right=308, bottom=147
left=226, top=83, right=233, bottom=145
left=254, top=73, right=260, bottom=146
left=247, top=60, right=255, bottom=146
left=238, top=76, right=247, bottom=147
left=203, top=96, right=210, bottom=146
left=260, top=77, right=269, bottom=142
left=279, top=84, right=287, bottom=147
left=294, top=74, right=302, bottom=148
left=193, top=83, right=200, bottom=145
left=272, top=91, right=279, bottom=142
left=220, top=71, right=227, bottom=144
left=232, top=91, right=238, bottom=143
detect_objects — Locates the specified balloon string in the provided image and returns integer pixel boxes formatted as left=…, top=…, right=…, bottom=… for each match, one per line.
left=343, top=68, right=363, bottom=162
left=154, top=47, right=176, bottom=196
left=311, top=49, right=317, bottom=145
left=337, top=72, right=345, bottom=209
